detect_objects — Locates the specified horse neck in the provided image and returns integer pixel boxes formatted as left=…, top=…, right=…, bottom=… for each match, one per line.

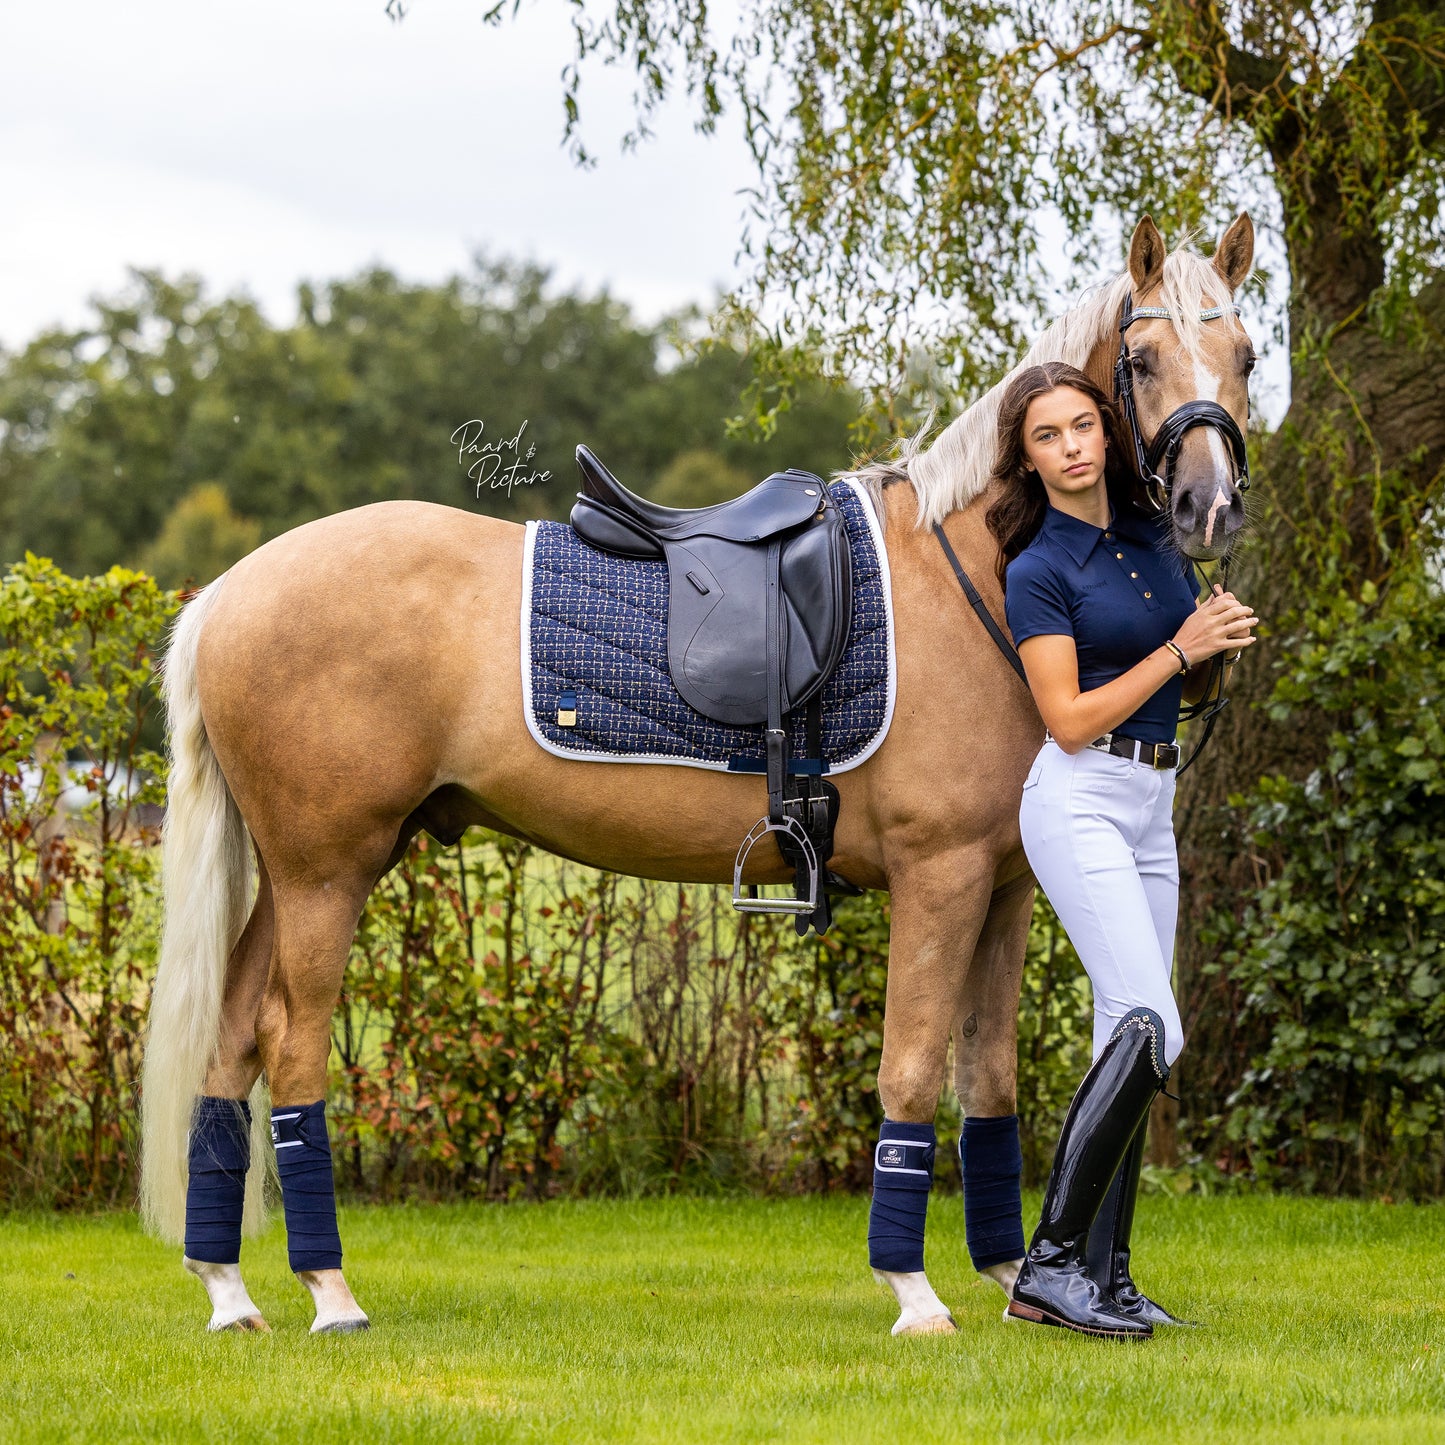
left=894, top=477, right=1008, bottom=607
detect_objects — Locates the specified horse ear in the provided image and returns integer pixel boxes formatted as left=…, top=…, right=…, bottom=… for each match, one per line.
left=1212, top=212, right=1255, bottom=292
left=1128, top=216, right=1166, bottom=294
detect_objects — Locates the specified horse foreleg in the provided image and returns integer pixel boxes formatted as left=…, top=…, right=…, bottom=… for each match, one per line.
left=954, top=873, right=1034, bottom=1303
left=255, top=878, right=372, bottom=1334
left=871, top=852, right=998, bottom=1337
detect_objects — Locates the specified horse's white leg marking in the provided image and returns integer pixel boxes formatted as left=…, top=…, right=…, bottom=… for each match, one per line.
left=873, top=1269, right=957, bottom=1336
left=979, top=1257, right=1022, bottom=1299
left=297, top=1268, right=370, bottom=1334
left=184, top=1257, right=270, bottom=1332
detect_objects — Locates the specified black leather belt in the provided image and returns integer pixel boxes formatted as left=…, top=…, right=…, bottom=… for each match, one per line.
left=1090, top=732, right=1180, bottom=770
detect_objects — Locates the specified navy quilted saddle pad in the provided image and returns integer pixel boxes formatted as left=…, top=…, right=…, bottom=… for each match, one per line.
left=521, top=479, right=895, bottom=772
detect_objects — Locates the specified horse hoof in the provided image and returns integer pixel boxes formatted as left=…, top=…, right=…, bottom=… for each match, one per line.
left=311, top=1316, right=370, bottom=1335
left=892, top=1313, right=956, bottom=1337
left=211, top=1314, right=271, bottom=1333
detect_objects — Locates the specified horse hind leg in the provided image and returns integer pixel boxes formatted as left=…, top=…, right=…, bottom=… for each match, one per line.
left=183, top=851, right=276, bottom=1332
left=255, top=872, right=375, bottom=1334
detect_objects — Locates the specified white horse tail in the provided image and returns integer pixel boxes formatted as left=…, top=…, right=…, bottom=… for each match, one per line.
left=140, top=573, right=268, bottom=1244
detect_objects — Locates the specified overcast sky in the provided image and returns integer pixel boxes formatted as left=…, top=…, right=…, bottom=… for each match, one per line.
left=0, top=1, right=759, bottom=343
left=0, top=1, right=1288, bottom=419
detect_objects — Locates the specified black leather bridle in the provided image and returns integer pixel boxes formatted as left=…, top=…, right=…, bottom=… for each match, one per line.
left=1113, top=291, right=1252, bottom=775
left=1114, top=291, right=1252, bottom=513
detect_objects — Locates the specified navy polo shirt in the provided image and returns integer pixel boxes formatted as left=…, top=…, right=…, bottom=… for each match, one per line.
left=1004, top=503, right=1201, bottom=744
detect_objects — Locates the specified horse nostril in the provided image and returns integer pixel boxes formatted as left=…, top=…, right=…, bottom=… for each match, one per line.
left=1172, top=493, right=1203, bottom=535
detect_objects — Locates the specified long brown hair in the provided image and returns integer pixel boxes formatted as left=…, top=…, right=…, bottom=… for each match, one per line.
left=984, top=362, right=1149, bottom=589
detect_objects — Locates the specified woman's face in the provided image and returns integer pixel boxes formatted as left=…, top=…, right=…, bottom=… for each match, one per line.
left=1021, top=386, right=1108, bottom=501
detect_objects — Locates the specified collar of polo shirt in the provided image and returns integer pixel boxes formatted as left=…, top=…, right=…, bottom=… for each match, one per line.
left=1038, top=503, right=1165, bottom=569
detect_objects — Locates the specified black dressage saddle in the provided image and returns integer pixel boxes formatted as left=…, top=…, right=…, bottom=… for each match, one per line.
left=568, top=445, right=860, bottom=933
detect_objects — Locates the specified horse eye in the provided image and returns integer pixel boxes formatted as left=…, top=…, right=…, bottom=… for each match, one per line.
left=1242, top=354, right=1257, bottom=374
left=1130, top=355, right=1149, bottom=377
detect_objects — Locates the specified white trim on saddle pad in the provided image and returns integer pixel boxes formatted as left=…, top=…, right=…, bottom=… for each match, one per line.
left=518, top=478, right=898, bottom=773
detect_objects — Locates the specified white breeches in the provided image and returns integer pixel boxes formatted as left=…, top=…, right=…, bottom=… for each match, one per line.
left=1019, top=739, right=1185, bottom=1067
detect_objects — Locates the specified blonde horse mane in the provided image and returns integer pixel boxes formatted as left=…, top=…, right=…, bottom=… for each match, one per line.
left=839, top=241, right=1247, bottom=531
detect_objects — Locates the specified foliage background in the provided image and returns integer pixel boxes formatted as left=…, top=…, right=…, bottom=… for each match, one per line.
left=3, top=535, right=1441, bottom=1209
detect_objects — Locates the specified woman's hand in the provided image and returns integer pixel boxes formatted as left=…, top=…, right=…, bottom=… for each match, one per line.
left=1172, top=584, right=1258, bottom=666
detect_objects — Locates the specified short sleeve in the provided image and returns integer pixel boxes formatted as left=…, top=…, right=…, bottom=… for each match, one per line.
left=1005, top=552, right=1074, bottom=645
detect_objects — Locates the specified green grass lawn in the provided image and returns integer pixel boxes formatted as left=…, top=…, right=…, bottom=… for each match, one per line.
left=3, top=1194, right=1444, bottom=1443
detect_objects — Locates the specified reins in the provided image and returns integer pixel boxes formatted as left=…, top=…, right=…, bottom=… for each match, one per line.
left=933, top=523, right=1028, bottom=686
left=1173, top=552, right=1232, bottom=777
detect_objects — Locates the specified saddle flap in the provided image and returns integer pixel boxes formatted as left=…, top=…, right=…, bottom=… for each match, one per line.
left=667, top=509, right=852, bottom=728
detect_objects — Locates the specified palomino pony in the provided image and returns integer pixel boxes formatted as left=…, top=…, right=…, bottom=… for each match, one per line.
left=140, top=213, right=1255, bottom=1335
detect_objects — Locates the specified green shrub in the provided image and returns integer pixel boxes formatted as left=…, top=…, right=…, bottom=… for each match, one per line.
left=1216, top=554, right=1445, bottom=1195
left=0, top=555, right=174, bottom=1206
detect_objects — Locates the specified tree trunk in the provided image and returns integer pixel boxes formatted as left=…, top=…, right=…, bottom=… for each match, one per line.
left=1170, top=212, right=1445, bottom=1167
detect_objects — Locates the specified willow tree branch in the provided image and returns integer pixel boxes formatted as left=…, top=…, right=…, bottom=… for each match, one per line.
left=1332, top=0, right=1445, bottom=161
left=1163, top=0, right=1304, bottom=160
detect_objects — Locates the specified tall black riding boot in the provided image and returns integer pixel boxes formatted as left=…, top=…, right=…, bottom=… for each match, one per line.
left=1085, top=1119, right=1193, bottom=1327
left=1006, top=1007, right=1168, bottom=1340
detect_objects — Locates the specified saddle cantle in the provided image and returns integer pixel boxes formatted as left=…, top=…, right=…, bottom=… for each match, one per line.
left=568, top=444, right=858, bottom=933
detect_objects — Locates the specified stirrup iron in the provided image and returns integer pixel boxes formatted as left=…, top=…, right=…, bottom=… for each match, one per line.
left=732, top=815, right=820, bottom=915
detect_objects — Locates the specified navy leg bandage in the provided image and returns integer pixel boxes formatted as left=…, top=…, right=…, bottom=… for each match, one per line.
left=867, top=1119, right=936, bottom=1273
left=272, top=1100, right=343, bottom=1272
left=960, top=1114, right=1026, bottom=1269
left=184, top=1096, right=252, bottom=1264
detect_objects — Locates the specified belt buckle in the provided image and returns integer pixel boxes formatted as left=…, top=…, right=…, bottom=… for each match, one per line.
left=1155, top=742, right=1180, bottom=770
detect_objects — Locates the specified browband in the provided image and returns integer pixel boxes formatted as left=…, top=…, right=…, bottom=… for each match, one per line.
left=1122, top=304, right=1242, bottom=329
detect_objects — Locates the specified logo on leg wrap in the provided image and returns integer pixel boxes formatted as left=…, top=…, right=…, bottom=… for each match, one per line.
left=271, top=1110, right=309, bottom=1151
left=874, top=1139, right=936, bottom=1177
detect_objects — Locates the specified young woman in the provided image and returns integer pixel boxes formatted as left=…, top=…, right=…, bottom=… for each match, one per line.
left=986, top=360, right=1258, bottom=1340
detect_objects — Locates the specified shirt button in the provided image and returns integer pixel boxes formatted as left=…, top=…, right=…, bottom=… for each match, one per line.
left=1116, top=551, right=1124, bottom=559
left=1144, top=590, right=1153, bottom=598
left=1130, top=571, right=1139, bottom=578
left=1105, top=532, right=1113, bottom=540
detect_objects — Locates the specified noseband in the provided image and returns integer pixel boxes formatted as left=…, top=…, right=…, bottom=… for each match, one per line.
left=1113, top=292, right=1252, bottom=514
left=1112, top=292, right=1253, bottom=775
